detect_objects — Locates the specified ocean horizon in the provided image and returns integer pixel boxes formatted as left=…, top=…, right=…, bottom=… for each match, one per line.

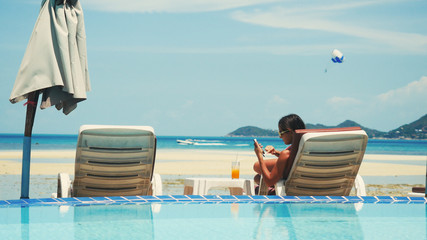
left=0, top=133, right=426, bottom=156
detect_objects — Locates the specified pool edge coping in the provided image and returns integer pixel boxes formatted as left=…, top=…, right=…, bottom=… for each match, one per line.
left=1, top=195, right=426, bottom=207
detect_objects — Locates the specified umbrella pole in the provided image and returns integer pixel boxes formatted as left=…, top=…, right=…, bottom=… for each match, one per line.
left=20, top=90, right=40, bottom=199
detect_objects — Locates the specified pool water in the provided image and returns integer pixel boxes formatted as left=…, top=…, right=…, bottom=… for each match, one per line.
left=0, top=196, right=425, bottom=240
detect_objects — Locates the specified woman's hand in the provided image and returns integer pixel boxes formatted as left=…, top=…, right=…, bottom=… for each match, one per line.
left=265, top=145, right=280, bottom=157
left=253, top=141, right=264, bottom=157
left=265, top=145, right=275, bottom=154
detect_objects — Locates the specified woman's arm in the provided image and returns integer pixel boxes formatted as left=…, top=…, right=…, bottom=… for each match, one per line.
left=265, top=145, right=280, bottom=157
left=254, top=143, right=290, bottom=187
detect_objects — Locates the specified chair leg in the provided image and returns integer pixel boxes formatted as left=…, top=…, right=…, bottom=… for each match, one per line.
left=258, top=177, right=269, bottom=195
left=56, top=173, right=72, bottom=198
left=274, top=180, right=286, bottom=196
left=229, top=187, right=244, bottom=195
left=151, top=173, right=163, bottom=195
left=183, top=186, right=194, bottom=195
left=354, top=174, right=366, bottom=196
left=244, top=179, right=255, bottom=195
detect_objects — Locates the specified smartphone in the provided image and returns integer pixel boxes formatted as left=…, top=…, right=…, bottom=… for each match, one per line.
left=253, top=139, right=265, bottom=156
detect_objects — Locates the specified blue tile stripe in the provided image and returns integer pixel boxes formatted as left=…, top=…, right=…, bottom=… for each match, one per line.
left=0, top=195, right=425, bottom=207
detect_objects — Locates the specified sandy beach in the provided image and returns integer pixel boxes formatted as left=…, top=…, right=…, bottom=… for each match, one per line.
left=0, top=149, right=425, bottom=199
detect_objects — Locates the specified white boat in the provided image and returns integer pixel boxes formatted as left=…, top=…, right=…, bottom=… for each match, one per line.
left=177, top=139, right=227, bottom=146
left=177, top=139, right=194, bottom=145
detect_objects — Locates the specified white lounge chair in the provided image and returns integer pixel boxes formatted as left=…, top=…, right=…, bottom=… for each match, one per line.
left=54, top=125, right=162, bottom=198
left=259, top=127, right=368, bottom=196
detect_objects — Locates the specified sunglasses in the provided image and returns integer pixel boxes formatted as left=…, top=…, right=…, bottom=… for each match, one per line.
left=278, top=130, right=290, bottom=137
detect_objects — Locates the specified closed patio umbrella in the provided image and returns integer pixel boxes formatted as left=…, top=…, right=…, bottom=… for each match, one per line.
left=9, top=0, right=90, bottom=199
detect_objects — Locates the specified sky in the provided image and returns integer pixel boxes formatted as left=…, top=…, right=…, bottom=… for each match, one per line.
left=0, top=0, right=426, bottom=136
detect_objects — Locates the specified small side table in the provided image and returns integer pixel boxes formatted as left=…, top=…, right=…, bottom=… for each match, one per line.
left=183, top=178, right=254, bottom=195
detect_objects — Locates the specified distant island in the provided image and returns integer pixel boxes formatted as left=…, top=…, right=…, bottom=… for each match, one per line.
left=226, top=114, right=427, bottom=139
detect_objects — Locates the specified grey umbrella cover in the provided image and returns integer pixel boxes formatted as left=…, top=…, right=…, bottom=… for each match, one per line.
left=10, top=0, right=90, bottom=115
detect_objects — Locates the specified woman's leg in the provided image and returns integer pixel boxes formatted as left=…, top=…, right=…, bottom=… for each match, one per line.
left=253, top=158, right=277, bottom=174
left=253, top=159, right=277, bottom=185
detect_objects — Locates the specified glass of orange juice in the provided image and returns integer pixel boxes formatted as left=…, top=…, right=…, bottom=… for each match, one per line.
left=231, top=161, right=240, bottom=179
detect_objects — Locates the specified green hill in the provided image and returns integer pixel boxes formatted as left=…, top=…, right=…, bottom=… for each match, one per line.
left=226, top=114, right=427, bottom=139
left=227, top=126, right=276, bottom=137
left=385, top=114, right=427, bottom=139
left=306, top=120, right=386, bottom=138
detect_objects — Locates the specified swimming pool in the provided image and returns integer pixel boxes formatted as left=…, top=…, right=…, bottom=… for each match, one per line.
left=0, top=195, right=425, bottom=240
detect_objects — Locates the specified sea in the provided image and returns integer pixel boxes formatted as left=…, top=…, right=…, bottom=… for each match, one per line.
left=0, top=134, right=426, bottom=156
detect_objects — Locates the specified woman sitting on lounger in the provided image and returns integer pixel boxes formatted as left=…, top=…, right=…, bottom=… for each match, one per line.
left=253, top=114, right=306, bottom=193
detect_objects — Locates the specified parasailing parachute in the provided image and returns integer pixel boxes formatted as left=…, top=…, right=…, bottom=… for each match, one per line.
left=331, top=49, right=344, bottom=63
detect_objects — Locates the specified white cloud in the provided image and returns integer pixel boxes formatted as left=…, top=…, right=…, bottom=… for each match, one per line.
left=377, top=76, right=427, bottom=106
left=90, top=44, right=347, bottom=56
left=261, top=95, right=290, bottom=119
left=327, top=97, right=361, bottom=106
left=351, top=76, right=427, bottom=130
left=84, top=0, right=280, bottom=13
left=268, top=95, right=288, bottom=105
left=324, top=78, right=427, bottom=126
left=82, top=0, right=427, bottom=55
left=230, top=2, right=427, bottom=54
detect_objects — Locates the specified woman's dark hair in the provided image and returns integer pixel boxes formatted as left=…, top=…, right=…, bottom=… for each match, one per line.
left=278, top=114, right=306, bottom=131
